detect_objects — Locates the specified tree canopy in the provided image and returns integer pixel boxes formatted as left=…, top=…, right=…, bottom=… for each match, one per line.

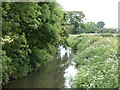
left=97, top=21, right=105, bottom=32
left=84, top=22, right=99, bottom=33
left=63, top=11, right=85, bottom=34
left=2, top=2, right=68, bottom=85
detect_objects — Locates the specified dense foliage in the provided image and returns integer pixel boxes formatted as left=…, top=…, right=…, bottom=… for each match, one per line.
left=2, top=2, right=68, bottom=85
left=97, top=21, right=105, bottom=29
left=102, top=28, right=118, bottom=33
left=83, top=21, right=117, bottom=33
left=1, top=1, right=118, bottom=87
left=63, top=11, right=85, bottom=34
left=84, top=22, right=99, bottom=33
left=68, top=35, right=118, bottom=88
left=60, top=10, right=118, bottom=34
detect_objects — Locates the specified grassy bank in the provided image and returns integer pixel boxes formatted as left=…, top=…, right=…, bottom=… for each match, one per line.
left=68, top=34, right=118, bottom=88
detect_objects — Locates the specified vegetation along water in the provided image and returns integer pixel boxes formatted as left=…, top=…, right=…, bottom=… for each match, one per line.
left=1, top=1, right=119, bottom=89
left=67, top=35, right=119, bottom=88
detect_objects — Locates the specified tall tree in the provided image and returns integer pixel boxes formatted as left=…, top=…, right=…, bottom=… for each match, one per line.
left=85, top=22, right=99, bottom=33
left=66, top=11, right=85, bottom=34
left=97, top=21, right=105, bottom=33
left=2, top=2, right=68, bottom=85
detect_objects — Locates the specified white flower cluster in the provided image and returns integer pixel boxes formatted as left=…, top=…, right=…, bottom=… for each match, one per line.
left=73, top=36, right=118, bottom=88
left=2, top=36, right=13, bottom=44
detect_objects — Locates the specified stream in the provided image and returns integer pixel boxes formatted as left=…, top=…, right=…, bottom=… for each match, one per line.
left=4, top=45, right=77, bottom=88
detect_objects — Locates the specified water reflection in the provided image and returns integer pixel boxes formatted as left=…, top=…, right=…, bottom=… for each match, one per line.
left=58, top=45, right=67, bottom=59
left=4, top=45, right=77, bottom=88
left=59, top=45, right=77, bottom=88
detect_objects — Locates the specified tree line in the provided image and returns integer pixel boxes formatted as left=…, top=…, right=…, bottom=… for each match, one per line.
left=63, top=11, right=118, bottom=34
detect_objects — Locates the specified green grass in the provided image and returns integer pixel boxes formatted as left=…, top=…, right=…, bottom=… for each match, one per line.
left=69, top=33, right=118, bottom=38
left=68, top=34, right=118, bottom=88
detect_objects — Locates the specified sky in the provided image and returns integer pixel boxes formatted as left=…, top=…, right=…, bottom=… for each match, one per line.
left=57, top=0, right=119, bottom=28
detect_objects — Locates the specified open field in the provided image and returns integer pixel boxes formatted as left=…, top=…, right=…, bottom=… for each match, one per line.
left=69, top=33, right=118, bottom=38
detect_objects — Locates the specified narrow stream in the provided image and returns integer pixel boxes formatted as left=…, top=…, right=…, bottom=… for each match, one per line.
left=4, top=45, right=77, bottom=88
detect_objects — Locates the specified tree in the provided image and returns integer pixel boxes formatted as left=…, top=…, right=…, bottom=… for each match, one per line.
left=2, top=2, right=68, bottom=85
left=97, top=21, right=105, bottom=33
left=102, top=28, right=118, bottom=33
left=84, top=22, right=99, bottom=33
left=66, top=11, right=85, bottom=34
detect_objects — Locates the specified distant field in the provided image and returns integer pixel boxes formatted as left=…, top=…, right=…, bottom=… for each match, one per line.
left=69, top=33, right=118, bottom=38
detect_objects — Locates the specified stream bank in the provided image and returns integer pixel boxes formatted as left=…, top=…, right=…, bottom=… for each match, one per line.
left=4, top=45, right=77, bottom=88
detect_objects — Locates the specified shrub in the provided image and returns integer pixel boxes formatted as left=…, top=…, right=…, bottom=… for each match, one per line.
left=1, top=50, right=13, bottom=85
left=101, top=33, right=114, bottom=37
left=30, top=48, right=53, bottom=70
left=116, top=34, right=120, bottom=37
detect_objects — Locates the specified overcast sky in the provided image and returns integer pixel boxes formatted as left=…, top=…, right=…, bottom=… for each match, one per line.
left=57, top=0, right=119, bottom=28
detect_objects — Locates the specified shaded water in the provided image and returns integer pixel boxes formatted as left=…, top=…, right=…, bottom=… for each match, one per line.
left=4, top=45, right=77, bottom=88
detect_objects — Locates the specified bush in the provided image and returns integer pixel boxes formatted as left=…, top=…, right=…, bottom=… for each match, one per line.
left=116, top=34, right=120, bottom=37
left=1, top=50, right=13, bottom=85
left=30, top=48, right=53, bottom=70
left=101, top=33, right=114, bottom=37
left=2, top=34, right=32, bottom=79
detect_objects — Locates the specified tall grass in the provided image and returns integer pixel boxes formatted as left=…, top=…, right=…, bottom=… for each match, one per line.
left=69, top=36, right=118, bottom=88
